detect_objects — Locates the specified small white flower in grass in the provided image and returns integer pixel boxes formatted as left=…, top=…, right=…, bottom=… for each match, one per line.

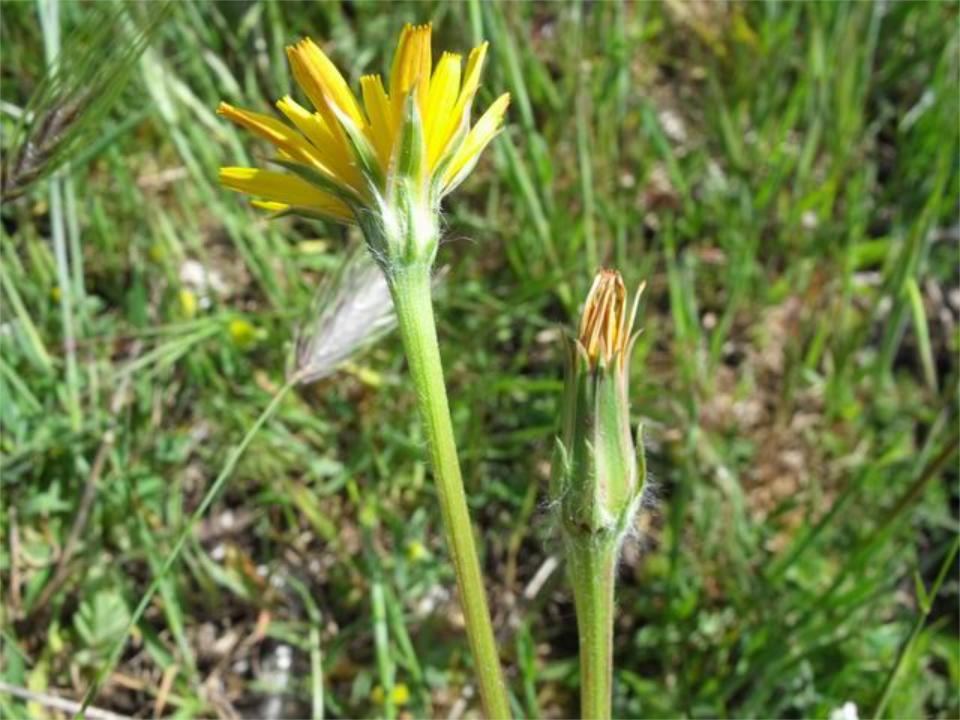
left=179, top=259, right=227, bottom=309
left=829, top=701, right=859, bottom=720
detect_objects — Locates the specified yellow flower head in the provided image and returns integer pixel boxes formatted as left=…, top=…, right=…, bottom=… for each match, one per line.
left=217, top=24, right=509, bottom=244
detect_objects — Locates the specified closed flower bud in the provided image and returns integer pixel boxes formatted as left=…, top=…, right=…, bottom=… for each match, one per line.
left=552, top=269, right=646, bottom=542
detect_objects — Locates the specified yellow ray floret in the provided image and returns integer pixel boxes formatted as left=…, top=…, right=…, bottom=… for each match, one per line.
left=360, top=74, right=394, bottom=167
left=274, top=95, right=364, bottom=194
left=217, top=102, right=323, bottom=169
left=444, top=92, right=511, bottom=186
left=424, top=52, right=462, bottom=168
left=217, top=23, right=509, bottom=221
left=219, top=167, right=352, bottom=221
left=434, top=43, right=489, bottom=157
left=285, top=38, right=366, bottom=130
left=390, top=24, right=432, bottom=118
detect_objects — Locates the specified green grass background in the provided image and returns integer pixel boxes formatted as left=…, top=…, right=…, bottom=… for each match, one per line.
left=1, top=1, right=958, bottom=718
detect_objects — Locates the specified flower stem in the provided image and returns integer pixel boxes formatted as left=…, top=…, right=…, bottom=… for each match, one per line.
left=566, top=536, right=619, bottom=720
left=387, top=263, right=511, bottom=720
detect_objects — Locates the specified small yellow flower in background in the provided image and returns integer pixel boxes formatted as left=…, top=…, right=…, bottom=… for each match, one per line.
left=372, top=683, right=410, bottom=706
left=218, top=23, right=509, bottom=267
left=147, top=242, right=167, bottom=264
left=405, top=539, right=428, bottom=562
left=178, top=288, right=198, bottom=319
left=296, top=239, right=329, bottom=255
left=228, top=318, right=261, bottom=348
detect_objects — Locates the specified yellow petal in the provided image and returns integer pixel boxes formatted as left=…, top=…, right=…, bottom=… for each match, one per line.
left=416, top=25, right=432, bottom=113
left=275, top=95, right=339, bottom=154
left=275, top=95, right=363, bottom=193
left=389, top=23, right=432, bottom=121
left=453, top=42, right=489, bottom=120
left=424, top=52, right=462, bottom=168
left=461, top=43, right=489, bottom=96
left=443, top=92, right=510, bottom=189
left=252, top=200, right=290, bottom=212
left=360, top=74, right=394, bottom=167
left=218, top=102, right=321, bottom=167
left=389, top=24, right=415, bottom=99
left=286, top=38, right=366, bottom=130
left=219, top=167, right=352, bottom=220
left=433, top=42, right=488, bottom=157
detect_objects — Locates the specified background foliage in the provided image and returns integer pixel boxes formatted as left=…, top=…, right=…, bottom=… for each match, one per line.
left=1, top=1, right=958, bottom=718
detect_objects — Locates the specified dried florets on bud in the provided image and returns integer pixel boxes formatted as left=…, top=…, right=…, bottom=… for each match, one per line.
left=577, top=269, right=642, bottom=371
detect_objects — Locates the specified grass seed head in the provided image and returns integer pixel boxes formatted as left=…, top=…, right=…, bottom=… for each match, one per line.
left=294, top=247, right=396, bottom=384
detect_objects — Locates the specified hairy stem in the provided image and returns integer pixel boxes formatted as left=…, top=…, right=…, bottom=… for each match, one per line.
left=388, top=264, right=511, bottom=719
left=567, top=536, right=618, bottom=720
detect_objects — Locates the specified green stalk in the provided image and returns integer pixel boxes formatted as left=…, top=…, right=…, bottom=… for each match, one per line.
left=387, top=263, right=511, bottom=720
left=39, top=0, right=82, bottom=432
left=872, top=535, right=959, bottom=719
left=566, top=537, right=618, bottom=720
